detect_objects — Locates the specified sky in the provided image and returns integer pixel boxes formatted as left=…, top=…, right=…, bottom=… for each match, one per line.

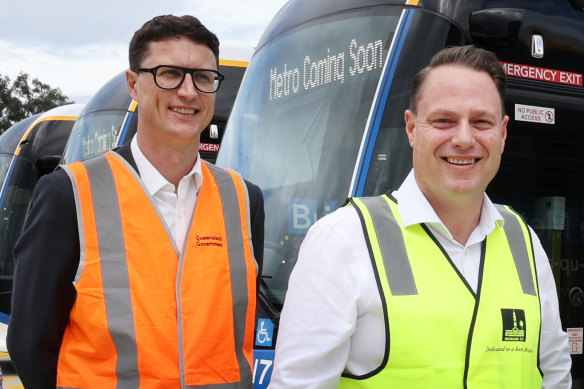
left=0, top=0, right=289, bottom=103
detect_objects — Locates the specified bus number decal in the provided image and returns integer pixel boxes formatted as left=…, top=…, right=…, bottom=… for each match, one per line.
left=253, top=349, right=275, bottom=388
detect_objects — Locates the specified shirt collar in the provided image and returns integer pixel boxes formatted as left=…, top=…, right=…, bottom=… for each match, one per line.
left=130, top=135, right=203, bottom=196
left=393, top=169, right=504, bottom=240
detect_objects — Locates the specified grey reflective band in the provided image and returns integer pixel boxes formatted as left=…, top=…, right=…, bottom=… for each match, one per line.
left=205, top=162, right=254, bottom=386
left=62, top=165, right=87, bottom=285
left=64, top=155, right=141, bottom=389
left=82, top=155, right=141, bottom=389
left=495, top=205, right=537, bottom=296
left=358, top=196, right=418, bottom=296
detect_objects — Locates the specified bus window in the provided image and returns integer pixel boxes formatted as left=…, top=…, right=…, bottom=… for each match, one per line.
left=61, top=71, right=137, bottom=164
left=63, top=109, right=133, bottom=162
left=0, top=155, right=11, bottom=187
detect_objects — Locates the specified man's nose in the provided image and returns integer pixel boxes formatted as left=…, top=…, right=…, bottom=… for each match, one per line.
left=177, top=73, right=199, bottom=98
left=451, top=121, right=475, bottom=148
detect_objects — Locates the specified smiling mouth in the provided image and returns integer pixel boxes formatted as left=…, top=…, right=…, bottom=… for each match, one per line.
left=171, top=107, right=197, bottom=115
left=446, top=157, right=477, bottom=165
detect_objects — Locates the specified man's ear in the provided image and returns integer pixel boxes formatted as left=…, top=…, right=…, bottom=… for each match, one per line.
left=404, top=109, right=416, bottom=148
left=500, top=114, right=509, bottom=153
left=126, top=69, right=139, bottom=100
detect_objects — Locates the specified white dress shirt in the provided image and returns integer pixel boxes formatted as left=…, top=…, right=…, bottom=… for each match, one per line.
left=269, top=169, right=572, bottom=389
left=130, top=136, right=203, bottom=253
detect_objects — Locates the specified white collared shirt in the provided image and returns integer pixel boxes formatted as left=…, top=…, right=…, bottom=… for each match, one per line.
left=269, top=169, right=571, bottom=389
left=130, top=136, right=203, bottom=253
left=396, top=171, right=504, bottom=293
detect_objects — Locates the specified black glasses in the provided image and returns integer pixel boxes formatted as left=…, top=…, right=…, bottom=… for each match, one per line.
left=134, top=65, right=224, bottom=93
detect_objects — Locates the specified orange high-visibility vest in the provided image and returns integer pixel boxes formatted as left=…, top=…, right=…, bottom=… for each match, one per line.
left=57, top=151, right=257, bottom=389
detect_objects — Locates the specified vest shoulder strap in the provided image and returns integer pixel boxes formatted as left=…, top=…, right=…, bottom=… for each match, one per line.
left=494, top=204, right=537, bottom=296
left=349, top=195, right=418, bottom=295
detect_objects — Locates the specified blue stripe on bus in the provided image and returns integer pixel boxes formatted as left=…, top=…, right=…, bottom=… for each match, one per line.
left=117, top=111, right=135, bottom=146
left=352, top=8, right=415, bottom=196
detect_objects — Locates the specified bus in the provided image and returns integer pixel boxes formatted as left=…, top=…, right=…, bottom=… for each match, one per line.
left=215, top=0, right=584, bottom=386
left=0, top=104, right=84, bottom=343
left=62, top=57, right=250, bottom=164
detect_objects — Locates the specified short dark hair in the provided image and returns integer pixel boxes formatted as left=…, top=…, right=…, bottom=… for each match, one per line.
left=409, top=45, right=506, bottom=115
left=129, top=15, right=220, bottom=70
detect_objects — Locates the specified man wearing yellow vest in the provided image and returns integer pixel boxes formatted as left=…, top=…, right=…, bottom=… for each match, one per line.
left=269, top=46, right=571, bottom=388
left=8, top=15, right=264, bottom=389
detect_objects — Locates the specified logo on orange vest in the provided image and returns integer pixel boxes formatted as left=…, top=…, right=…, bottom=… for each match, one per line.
left=196, top=234, right=224, bottom=247
left=501, top=309, right=526, bottom=342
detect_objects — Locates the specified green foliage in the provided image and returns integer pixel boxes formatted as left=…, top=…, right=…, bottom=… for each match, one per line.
left=0, top=71, right=74, bottom=133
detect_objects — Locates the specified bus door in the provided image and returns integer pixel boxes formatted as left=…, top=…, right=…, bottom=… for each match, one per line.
left=0, top=104, right=83, bottom=325
left=468, top=4, right=584, bottom=380
left=489, top=77, right=584, bottom=379
left=0, top=115, right=41, bottom=315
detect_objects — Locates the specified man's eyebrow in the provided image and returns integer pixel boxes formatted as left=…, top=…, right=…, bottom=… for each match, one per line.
left=426, top=109, right=457, bottom=117
left=427, top=108, right=499, bottom=117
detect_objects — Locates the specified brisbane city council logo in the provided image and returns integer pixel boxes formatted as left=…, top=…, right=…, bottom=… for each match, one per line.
left=501, top=308, right=526, bottom=342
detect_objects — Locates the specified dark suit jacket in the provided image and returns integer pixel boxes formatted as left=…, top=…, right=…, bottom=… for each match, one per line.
left=7, top=142, right=264, bottom=389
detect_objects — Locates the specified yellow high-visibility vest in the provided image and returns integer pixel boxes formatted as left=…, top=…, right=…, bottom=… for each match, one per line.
left=339, top=194, right=542, bottom=388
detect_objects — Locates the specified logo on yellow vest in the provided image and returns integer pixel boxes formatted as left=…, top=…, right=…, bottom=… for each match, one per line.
left=196, top=234, right=224, bottom=247
left=501, top=308, right=526, bottom=342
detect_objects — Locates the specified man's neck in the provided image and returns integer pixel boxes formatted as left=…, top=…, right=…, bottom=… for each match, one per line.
left=138, top=135, right=199, bottom=188
left=428, top=195, right=483, bottom=246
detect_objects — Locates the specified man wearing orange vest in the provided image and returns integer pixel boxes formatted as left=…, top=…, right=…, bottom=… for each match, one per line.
left=8, top=15, right=264, bottom=389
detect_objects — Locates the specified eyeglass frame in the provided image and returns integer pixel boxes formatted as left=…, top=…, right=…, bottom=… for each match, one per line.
left=133, top=65, right=225, bottom=93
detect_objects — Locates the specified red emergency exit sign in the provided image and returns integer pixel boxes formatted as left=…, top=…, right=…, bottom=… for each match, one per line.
left=501, top=61, right=583, bottom=87
left=199, top=143, right=219, bottom=152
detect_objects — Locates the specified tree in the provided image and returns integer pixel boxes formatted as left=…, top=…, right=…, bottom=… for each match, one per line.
left=0, top=71, right=74, bottom=133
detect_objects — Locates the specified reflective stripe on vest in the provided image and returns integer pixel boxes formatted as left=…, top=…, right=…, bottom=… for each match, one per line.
left=494, top=204, right=536, bottom=296
left=339, top=194, right=542, bottom=388
left=58, top=152, right=256, bottom=389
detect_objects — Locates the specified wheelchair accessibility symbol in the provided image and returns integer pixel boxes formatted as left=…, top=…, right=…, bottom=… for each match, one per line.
left=255, top=318, right=274, bottom=347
